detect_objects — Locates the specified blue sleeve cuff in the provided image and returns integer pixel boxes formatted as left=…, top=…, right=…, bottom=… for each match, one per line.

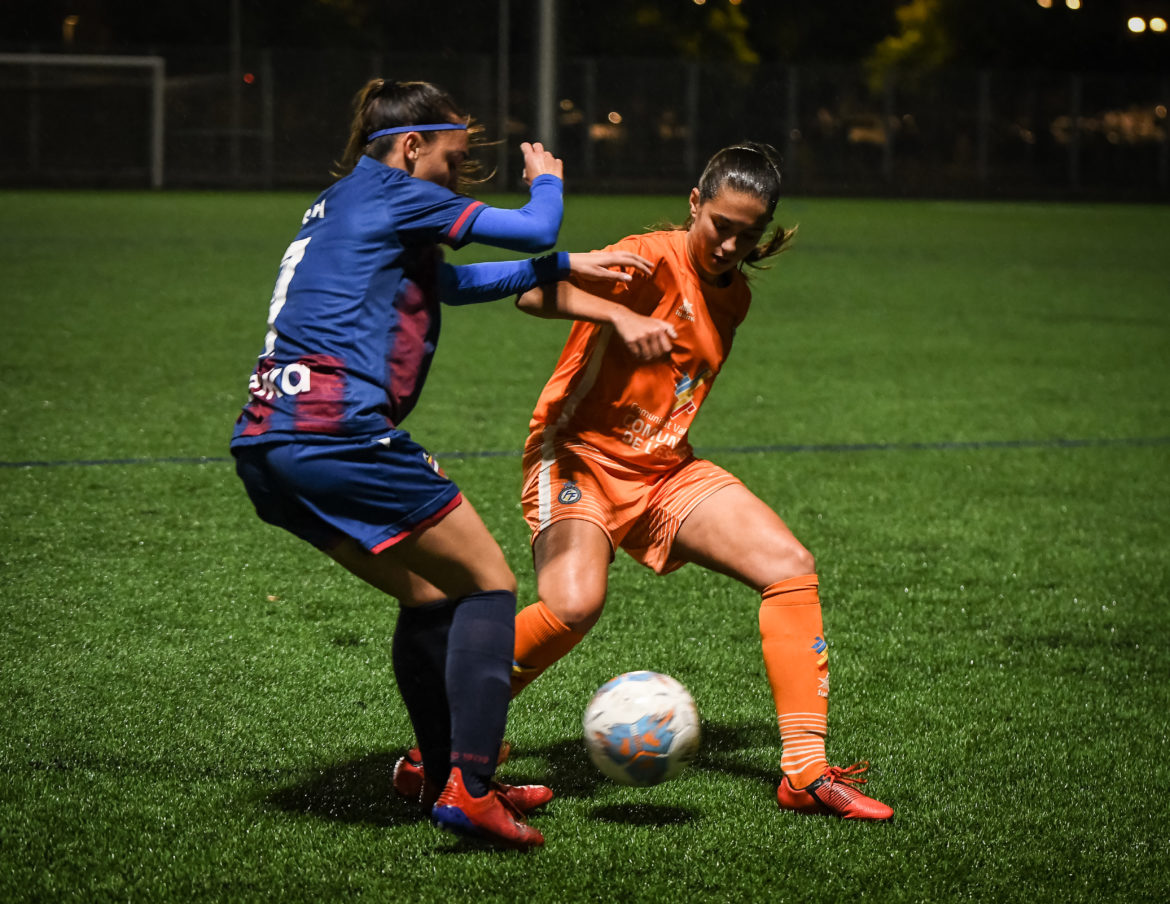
left=529, top=173, right=564, bottom=191
left=533, top=251, right=570, bottom=284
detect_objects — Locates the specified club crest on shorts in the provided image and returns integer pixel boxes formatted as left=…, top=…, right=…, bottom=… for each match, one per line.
left=558, top=480, right=582, bottom=504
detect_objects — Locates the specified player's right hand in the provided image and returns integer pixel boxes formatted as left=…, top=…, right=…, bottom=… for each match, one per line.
left=612, top=310, right=676, bottom=361
left=567, top=251, right=654, bottom=283
left=520, top=142, right=564, bottom=184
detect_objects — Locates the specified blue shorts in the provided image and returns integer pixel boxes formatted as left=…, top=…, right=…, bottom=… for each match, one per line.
left=233, top=432, right=462, bottom=553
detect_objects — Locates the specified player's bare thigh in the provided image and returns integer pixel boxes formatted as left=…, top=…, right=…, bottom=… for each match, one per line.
left=532, top=518, right=613, bottom=632
left=327, top=496, right=516, bottom=606
left=670, top=483, right=814, bottom=593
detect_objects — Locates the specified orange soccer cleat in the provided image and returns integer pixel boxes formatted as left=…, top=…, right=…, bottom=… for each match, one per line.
left=431, top=767, right=545, bottom=850
left=776, top=761, right=894, bottom=821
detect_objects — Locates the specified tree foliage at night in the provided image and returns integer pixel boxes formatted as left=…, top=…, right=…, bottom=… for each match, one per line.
left=3, top=0, right=1168, bottom=74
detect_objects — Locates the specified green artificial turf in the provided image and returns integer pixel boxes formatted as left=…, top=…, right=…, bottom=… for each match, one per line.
left=1, top=190, right=1168, bottom=902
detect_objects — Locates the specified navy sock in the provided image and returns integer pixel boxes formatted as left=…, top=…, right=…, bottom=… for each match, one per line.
left=390, top=599, right=455, bottom=791
left=446, top=589, right=516, bottom=798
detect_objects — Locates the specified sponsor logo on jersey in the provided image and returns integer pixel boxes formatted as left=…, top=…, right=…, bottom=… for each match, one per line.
left=674, top=297, right=695, bottom=321
left=558, top=480, right=582, bottom=504
left=670, top=367, right=710, bottom=419
left=249, top=362, right=312, bottom=400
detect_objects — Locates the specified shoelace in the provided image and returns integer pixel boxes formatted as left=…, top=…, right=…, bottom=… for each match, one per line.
left=493, top=787, right=531, bottom=823
left=821, top=761, right=871, bottom=790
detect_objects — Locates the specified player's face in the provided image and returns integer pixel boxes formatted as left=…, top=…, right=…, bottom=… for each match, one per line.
left=411, top=128, right=470, bottom=191
left=686, top=188, right=772, bottom=284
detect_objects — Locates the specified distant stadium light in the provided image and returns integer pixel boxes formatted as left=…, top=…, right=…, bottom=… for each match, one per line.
left=693, top=0, right=706, bottom=6
left=1151, top=17, right=1168, bottom=33
left=1128, top=17, right=1147, bottom=33
left=1036, top=0, right=1052, bottom=8
left=1065, top=0, right=1080, bottom=9
left=607, top=111, right=623, bottom=125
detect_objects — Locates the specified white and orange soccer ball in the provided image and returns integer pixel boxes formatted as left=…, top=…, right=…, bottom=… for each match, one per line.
left=582, top=671, right=701, bottom=786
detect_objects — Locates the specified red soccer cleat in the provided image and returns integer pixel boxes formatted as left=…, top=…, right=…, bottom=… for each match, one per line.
left=776, top=762, right=894, bottom=821
left=393, top=742, right=526, bottom=810
left=431, top=767, right=545, bottom=850
left=493, top=779, right=554, bottom=812
left=391, top=747, right=426, bottom=804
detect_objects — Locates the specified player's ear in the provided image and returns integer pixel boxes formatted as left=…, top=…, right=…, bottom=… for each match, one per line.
left=400, top=132, right=424, bottom=169
left=688, top=187, right=701, bottom=219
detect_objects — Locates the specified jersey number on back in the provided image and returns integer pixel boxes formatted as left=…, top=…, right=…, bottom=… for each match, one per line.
left=262, top=237, right=311, bottom=357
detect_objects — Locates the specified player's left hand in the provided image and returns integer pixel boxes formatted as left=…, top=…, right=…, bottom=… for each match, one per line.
left=567, top=251, right=654, bottom=283
left=520, top=142, right=564, bottom=184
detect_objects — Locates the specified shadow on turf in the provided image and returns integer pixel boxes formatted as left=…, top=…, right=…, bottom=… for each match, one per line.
left=265, top=721, right=778, bottom=829
left=590, top=803, right=697, bottom=825
left=266, top=751, right=423, bottom=827
left=694, top=721, right=786, bottom=785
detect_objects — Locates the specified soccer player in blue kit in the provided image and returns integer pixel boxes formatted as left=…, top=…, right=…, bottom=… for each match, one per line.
left=230, top=79, right=651, bottom=850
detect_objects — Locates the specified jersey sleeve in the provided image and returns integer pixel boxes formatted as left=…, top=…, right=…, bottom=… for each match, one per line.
left=387, top=173, right=486, bottom=248
left=438, top=252, right=570, bottom=306
left=463, top=174, right=564, bottom=252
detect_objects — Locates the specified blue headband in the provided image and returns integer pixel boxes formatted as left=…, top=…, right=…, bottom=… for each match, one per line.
left=367, top=123, right=467, bottom=143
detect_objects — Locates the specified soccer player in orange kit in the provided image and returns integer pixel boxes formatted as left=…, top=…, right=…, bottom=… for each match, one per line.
left=395, top=140, right=893, bottom=820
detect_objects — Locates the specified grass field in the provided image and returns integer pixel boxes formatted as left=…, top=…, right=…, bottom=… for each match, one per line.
left=2, top=188, right=1168, bottom=902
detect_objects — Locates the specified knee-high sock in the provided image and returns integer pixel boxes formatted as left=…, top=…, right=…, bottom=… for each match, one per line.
left=511, top=600, right=587, bottom=697
left=391, top=599, right=455, bottom=790
left=759, top=574, right=829, bottom=789
left=446, top=589, right=516, bottom=797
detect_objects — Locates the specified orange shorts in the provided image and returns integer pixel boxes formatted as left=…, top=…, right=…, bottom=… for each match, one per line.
left=520, top=431, right=742, bottom=574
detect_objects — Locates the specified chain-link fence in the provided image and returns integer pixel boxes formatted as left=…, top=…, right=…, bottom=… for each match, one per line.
left=2, top=47, right=1167, bottom=198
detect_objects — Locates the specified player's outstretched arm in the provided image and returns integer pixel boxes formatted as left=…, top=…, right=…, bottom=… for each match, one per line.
left=441, top=250, right=650, bottom=307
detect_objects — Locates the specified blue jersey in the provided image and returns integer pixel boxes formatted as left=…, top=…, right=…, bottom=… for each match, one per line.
left=231, top=157, right=562, bottom=448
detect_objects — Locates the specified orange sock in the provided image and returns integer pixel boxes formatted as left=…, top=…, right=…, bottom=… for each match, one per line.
left=511, top=601, right=587, bottom=697
left=759, top=574, right=829, bottom=789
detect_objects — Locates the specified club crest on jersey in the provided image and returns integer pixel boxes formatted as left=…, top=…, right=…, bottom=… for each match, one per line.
left=670, top=367, right=710, bottom=420
left=674, top=297, right=695, bottom=321
left=558, top=480, right=582, bottom=504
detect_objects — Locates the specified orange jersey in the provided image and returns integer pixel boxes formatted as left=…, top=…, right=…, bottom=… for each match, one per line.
left=529, top=229, right=752, bottom=470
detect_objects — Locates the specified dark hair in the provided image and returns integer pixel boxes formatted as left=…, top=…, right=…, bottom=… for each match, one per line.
left=332, top=78, right=486, bottom=187
left=688, top=141, right=796, bottom=267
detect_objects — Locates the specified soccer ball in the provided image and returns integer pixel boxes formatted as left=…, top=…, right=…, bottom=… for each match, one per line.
left=582, top=671, right=700, bottom=786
